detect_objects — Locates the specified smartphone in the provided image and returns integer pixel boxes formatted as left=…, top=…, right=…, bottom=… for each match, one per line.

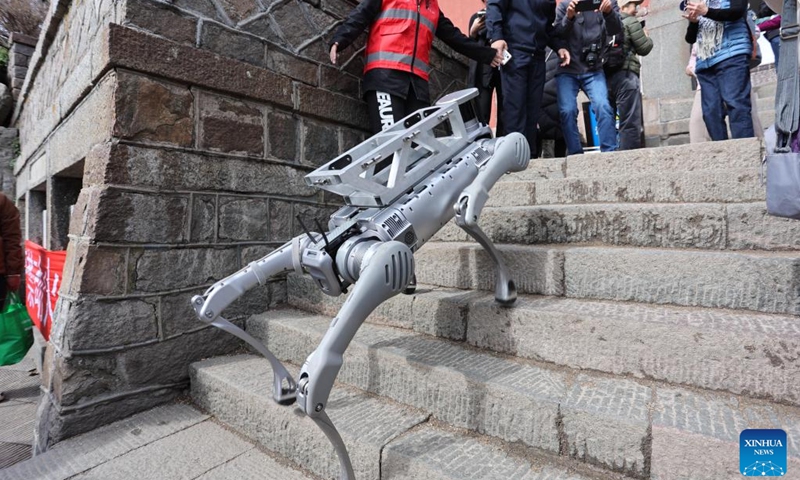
left=476, top=9, right=486, bottom=17
left=501, top=49, right=512, bottom=65
left=575, top=0, right=601, bottom=12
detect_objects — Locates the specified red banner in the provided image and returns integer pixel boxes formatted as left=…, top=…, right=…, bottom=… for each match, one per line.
left=24, top=241, right=66, bottom=341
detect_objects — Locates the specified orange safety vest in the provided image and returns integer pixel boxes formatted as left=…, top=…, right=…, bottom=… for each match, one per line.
left=364, top=0, right=440, bottom=81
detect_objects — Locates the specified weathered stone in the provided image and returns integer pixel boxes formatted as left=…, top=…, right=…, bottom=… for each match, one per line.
left=100, top=144, right=315, bottom=196
left=215, top=0, right=262, bottom=24
left=239, top=15, right=287, bottom=47
left=340, top=127, right=365, bottom=152
left=199, top=91, right=265, bottom=156
left=321, top=0, right=354, bottom=19
left=196, top=448, right=315, bottom=480
left=267, top=109, right=299, bottom=162
left=200, top=22, right=265, bottom=67
left=62, top=242, right=127, bottom=296
left=294, top=82, right=370, bottom=130
left=90, top=189, right=190, bottom=244
left=414, top=242, right=565, bottom=296
left=133, top=247, right=241, bottom=292
left=269, top=199, right=293, bottom=241
left=64, top=298, right=159, bottom=351
left=125, top=0, right=197, bottom=46
left=114, top=72, right=194, bottom=147
left=564, top=247, right=800, bottom=315
left=727, top=203, right=800, bottom=251
left=270, top=0, right=319, bottom=50
left=302, top=119, right=339, bottom=166
left=266, top=46, right=319, bottom=86
left=173, top=0, right=224, bottom=21
left=108, top=25, right=294, bottom=110
left=319, top=65, right=360, bottom=98
left=218, top=196, right=270, bottom=241
left=191, top=195, right=216, bottom=243
left=160, top=289, right=208, bottom=338
left=0, top=84, right=12, bottom=125
left=191, top=355, right=429, bottom=480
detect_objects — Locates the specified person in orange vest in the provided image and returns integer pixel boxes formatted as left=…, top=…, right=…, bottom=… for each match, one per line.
left=329, top=0, right=504, bottom=134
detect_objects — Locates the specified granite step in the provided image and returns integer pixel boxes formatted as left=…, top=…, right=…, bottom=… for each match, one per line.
left=508, top=138, right=761, bottom=183
left=246, top=308, right=800, bottom=480
left=489, top=168, right=763, bottom=207
left=1, top=404, right=317, bottom=480
left=410, top=242, right=800, bottom=315
left=433, top=202, right=799, bottom=252
left=287, top=274, right=800, bottom=407
left=190, top=355, right=626, bottom=480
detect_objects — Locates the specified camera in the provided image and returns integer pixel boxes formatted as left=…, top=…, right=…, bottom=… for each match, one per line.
left=476, top=9, right=486, bottom=17
left=581, top=43, right=601, bottom=69
left=575, top=0, right=602, bottom=12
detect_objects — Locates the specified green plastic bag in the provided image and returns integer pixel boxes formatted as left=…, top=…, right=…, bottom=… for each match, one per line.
left=0, top=292, right=34, bottom=366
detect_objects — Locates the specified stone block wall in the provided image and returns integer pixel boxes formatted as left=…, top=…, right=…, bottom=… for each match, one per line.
left=7, top=34, right=37, bottom=101
left=12, top=0, right=471, bottom=449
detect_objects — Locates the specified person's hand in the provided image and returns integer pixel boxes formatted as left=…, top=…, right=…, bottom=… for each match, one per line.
left=491, top=47, right=504, bottom=67
left=6, top=275, right=20, bottom=292
left=330, top=43, right=339, bottom=65
left=685, top=2, right=708, bottom=18
left=567, top=0, right=578, bottom=20
left=599, top=0, right=612, bottom=14
left=470, top=16, right=486, bottom=38
left=557, top=48, right=571, bottom=67
left=491, top=39, right=507, bottom=52
left=685, top=65, right=694, bottom=77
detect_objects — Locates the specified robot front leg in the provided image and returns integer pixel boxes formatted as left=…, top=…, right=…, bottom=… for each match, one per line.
left=296, top=240, right=415, bottom=480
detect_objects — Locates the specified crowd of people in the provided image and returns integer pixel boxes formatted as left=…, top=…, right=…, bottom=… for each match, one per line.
left=329, top=0, right=784, bottom=157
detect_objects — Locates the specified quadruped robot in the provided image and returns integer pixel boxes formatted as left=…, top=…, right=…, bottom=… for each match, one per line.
left=191, top=89, right=530, bottom=479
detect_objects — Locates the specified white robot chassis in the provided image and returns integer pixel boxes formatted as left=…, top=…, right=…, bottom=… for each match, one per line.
left=191, top=89, right=530, bottom=479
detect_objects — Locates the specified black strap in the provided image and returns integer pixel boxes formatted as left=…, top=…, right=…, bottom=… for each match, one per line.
left=774, top=0, right=799, bottom=151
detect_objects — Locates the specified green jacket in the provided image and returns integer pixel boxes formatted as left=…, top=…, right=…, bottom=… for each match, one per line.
left=620, top=13, right=653, bottom=75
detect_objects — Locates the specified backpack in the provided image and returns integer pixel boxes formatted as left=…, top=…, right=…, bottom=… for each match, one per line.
left=603, top=32, right=626, bottom=72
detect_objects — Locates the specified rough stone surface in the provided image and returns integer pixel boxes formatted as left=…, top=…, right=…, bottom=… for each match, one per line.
left=60, top=242, right=127, bottom=296
left=3, top=405, right=208, bottom=480
left=191, top=355, right=429, bottom=480
left=294, top=82, right=369, bottom=130
left=564, top=138, right=762, bottom=178
left=250, top=310, right=655, bottom=475
left=197, top=449, right=315, bottom=480
left=94, top=144, right=316, bottom=196
left=160, top=289, right=209, bottom=338
left=215, top=0, right=262, bottom=24
left=0, top=84, right=12, bottom=125
left=125, top=0, right=198, bottom=45
left=201, top=22, right=266, bottom=67
left=302, top=118, right=339, bottom=166
left=414, top=242, right=565, bottom=296
left=266, top=46, right=319, bottom=86
left=90, top=189, right=190, bottom=243
left=563, top=247, right=800, bottom=315
left=382, top=424, right=607, bottom=480
left=727, top=203, right=800, bottom=251
left=191, top=194, right=216, bottom=243
left=267, top=109, right=299, bottom=162
left=63, top=298, right=159, bottom=351
left=133, top=247, right=241, bottom=292
left=218, top=196, right=270, bottom=241
left=114, top=72, right=194, bottom=147
left=491, top=169, right=764, bottom=207
left=436, top=204, right=728, bottom=250
left=199, top=91, right=265, bottom=156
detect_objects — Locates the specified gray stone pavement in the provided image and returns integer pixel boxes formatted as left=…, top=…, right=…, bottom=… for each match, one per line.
left=0, top=349, right=41, bottom=469
left=2, top=403, right=317, bottom=480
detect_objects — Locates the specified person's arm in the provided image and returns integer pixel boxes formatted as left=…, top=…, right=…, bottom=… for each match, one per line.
left=468, top=12, right=481, bottom=39
left=685, top=21, right=699, bottom=44
left=602, top=0, right=623, bottom=36
left=554, top=0, right=575, bottom=37
left=485, top=0, right=507, bottom=43
left=329, top=0, right=382, bottom=52
left=437, top=12, right=497, bottom=64
left=693, top=0, right=748, bottom=22
left=758, top=15, right=782, bottom=31
left=627, top=17, right=653, bottom=55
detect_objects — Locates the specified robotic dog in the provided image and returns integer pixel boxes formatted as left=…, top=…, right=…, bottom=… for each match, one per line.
left=191, top=89, right=530, bottom=479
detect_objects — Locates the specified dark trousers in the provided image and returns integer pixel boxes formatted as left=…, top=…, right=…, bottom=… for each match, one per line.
left=475, top=70, right=504, bottom=136
left=607, top=69, right=644, bottom=150
left=0, top=276, right=7, bottom=307
left=498, top=51, right=546, bottom=151
left=365, top=90, right=428, bottom=134
left=695, top=54, right=754, bottom=141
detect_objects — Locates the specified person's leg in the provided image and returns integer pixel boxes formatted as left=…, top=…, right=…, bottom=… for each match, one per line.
left=499, top=54, right=529, bottom=140
left=475, top=85, right=493, bottom=125
left=717, top=54, right=754, bottom=139
left=770, top=35, right=781, bottom=68
left=556, top=74, right=584, bottom=155
left=524, top=56, right=547, bottom=154
left=614, top=72, right=644, bottom=150
left=695, top=66, right=728, bottom=141
left=689, top=89, right=711, bottom=143
left=365, top=90, right=403, bottom=134
left=582, top=71, right=618, bottom=152
left=492, top=70, right=505, bottom=136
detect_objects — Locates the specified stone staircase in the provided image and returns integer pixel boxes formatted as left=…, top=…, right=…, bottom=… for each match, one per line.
left=190, top=138, right=800, bottom=480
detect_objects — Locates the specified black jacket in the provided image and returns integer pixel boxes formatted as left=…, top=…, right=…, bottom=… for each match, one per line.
left=467, top=12, right=498, bottom=88
left=330, top=0, right=497, bottom=102
left=486, top=0, right=563, bottom=54
left=538, top=49, right=563, bottom=141
left=554, top=2, right=622, bottom=75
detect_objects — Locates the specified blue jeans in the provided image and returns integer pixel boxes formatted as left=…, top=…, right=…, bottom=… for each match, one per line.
left=769, top=35, right=781, bottom=69
left=695, top=53, right=754, bottom=141
left=556, top=71, right=618, bottom=155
